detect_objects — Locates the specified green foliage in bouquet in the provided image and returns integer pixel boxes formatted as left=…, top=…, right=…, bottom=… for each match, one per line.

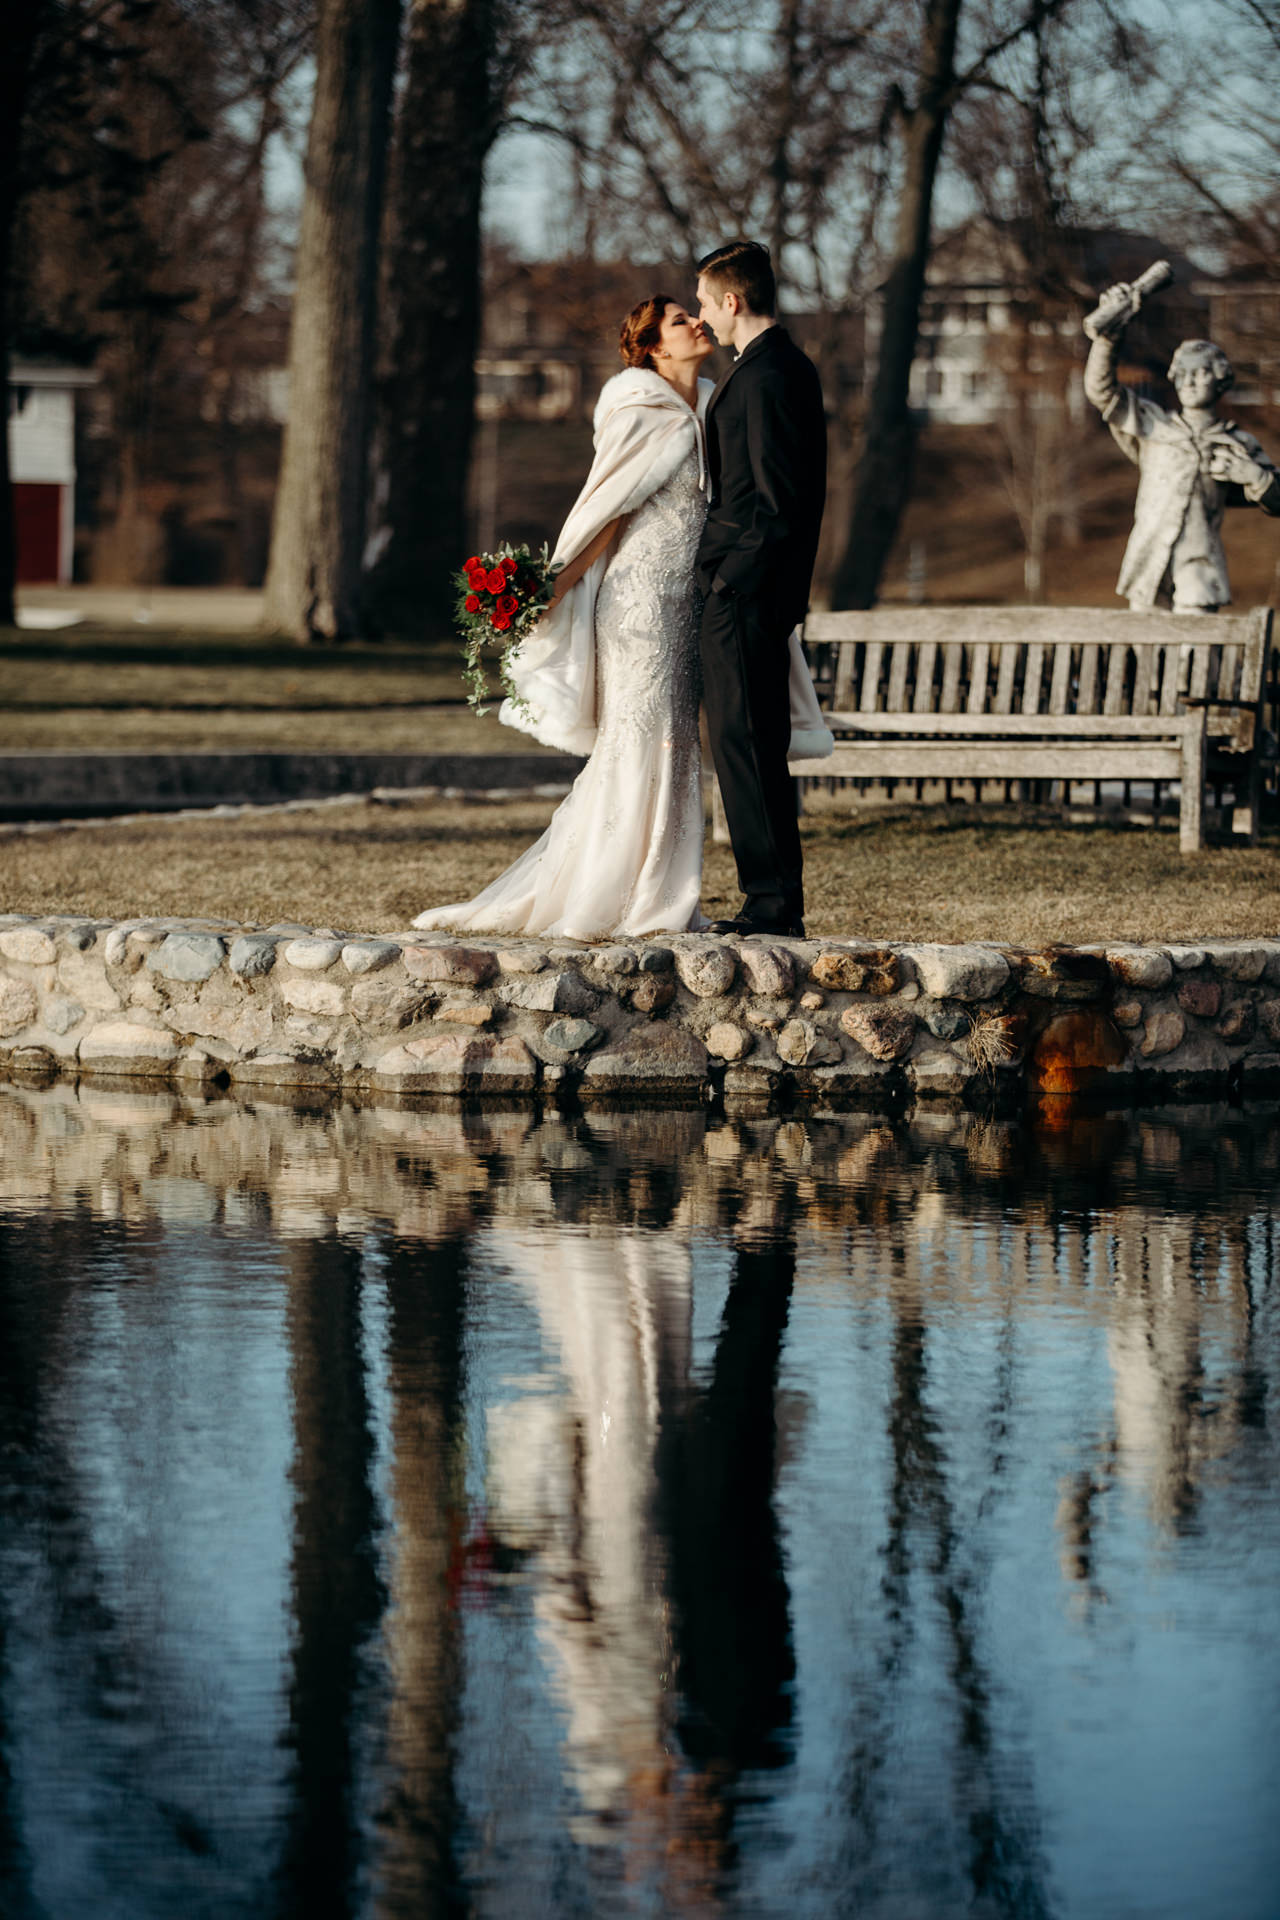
left=455, top=543, right=560, bottom=716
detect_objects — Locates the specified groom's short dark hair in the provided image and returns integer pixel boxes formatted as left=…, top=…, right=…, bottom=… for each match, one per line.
left=697, top=240, right=776, bottom=317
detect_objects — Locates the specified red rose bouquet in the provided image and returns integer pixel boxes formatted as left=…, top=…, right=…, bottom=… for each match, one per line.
left=455, top=543, right=560, bottom=714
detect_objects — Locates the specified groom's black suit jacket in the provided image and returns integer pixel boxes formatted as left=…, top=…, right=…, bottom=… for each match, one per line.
left=697, top=325, right=827, bottom=629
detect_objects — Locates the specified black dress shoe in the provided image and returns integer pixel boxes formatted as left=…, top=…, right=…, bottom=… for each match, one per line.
left=707, top=915, right=806, bottom=938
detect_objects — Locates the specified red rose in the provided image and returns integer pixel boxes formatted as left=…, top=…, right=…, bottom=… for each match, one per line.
left=464, top=556, right=481, bottom=571
left=498, top=592, right=518, bottom=618
left=501, top=555, right=517, bottom=575
left=485, top=568, right=506, bottom=593
left=464, top=593, right=480, bottom=612
left=493, top=615, right=511, bottom=632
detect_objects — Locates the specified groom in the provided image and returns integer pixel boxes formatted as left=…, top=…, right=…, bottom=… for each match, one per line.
left=695, top=240, right=826, bottom=938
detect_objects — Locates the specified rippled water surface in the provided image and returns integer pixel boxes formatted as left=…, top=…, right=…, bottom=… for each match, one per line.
left=1, top=1084, right=1278, bottom=1919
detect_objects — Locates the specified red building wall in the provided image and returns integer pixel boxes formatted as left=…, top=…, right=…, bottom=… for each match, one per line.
left=12, top=483, right=63, bottom=583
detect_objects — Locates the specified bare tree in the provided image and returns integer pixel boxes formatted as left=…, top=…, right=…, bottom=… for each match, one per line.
left=828, top=0, right=1097, bottom=608
left=829, top=0, right=965, bottom=608
left=510, top=0, right=889, bottom=299
left=0, top=3, right=44, bottom=625
left=263, top=0, right=402, bottom=640
left=363, top=0, right=512, bottom=636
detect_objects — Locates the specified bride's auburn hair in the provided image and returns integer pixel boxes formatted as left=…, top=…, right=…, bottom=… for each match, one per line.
left=619, top=295, right=674, bottom=369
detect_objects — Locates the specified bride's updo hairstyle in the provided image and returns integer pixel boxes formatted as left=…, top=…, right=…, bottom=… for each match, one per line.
left=619, top=295, right=675, bottom=370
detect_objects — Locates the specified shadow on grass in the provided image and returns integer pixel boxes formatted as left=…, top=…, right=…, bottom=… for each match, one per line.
left=0, top=624, right=458, bottom=673
left=811, top=800, right=1280, bottom=849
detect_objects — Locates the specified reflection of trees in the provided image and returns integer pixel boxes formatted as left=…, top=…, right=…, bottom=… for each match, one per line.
left=276, top=1235, right=384, bottom=1919
left=0, top=1218, right=49, bottom=1916
left=875, top=1286, right=1052, bottom=1920
left=0, top=1212, right=160, bottom=1912
left=375, top=1235, right=468, bottom=1917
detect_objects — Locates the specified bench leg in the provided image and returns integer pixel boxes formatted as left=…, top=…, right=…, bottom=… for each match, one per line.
left=1179, top=714, right=1206, bottom=853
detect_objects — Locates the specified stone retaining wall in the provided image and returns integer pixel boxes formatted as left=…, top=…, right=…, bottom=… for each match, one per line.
left=3, top=912, right=1280, bottom=1106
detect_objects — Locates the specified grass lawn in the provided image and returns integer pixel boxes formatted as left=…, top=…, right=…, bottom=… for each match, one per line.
left=0, top=619, right=542, bottom=752
left=3, top=790, right=1278, bottom=944
left=1, top=623, right=467, bottom=716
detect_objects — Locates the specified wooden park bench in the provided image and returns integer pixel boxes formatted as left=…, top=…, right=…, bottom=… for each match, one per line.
left=786, top=605, right=1274, bottom=853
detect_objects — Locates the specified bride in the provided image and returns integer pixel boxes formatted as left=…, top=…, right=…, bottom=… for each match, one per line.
left=412, top=295, right=830, bottom=941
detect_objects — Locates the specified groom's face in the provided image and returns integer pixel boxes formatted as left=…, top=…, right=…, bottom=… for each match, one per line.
left=696, top=276, right=734, bottom=345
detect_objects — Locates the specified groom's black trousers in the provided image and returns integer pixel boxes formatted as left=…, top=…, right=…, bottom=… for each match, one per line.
left=700, top=587, right=803, bottom=924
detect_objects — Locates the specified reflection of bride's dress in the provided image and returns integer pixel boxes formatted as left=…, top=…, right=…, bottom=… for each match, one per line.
left=484, top=1223, right=694, bottom=1838
left=413, top=450, right=707, bottom=940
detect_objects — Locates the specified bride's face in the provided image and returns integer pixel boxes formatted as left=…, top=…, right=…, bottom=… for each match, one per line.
left=653, top=304, right=714, bottom=371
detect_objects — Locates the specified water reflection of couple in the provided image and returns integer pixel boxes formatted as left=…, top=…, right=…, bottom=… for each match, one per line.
left=415, top=239, right=831, bottom=943
left=487, top=1190, right=796, bottom=1885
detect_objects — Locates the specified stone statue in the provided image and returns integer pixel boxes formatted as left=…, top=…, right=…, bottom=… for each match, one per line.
left=1083, top=269, right=1280, bottom=611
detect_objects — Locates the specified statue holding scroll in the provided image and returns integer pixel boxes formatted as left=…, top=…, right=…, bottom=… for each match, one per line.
left=1083, top=266, right=1280, bottom=611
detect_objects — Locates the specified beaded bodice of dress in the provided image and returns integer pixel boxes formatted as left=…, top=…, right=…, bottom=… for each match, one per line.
left=594, top=450, right=707, bottom=742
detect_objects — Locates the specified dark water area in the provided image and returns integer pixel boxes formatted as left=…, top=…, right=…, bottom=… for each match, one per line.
left=1, top=1083, right=1278, bottom=1920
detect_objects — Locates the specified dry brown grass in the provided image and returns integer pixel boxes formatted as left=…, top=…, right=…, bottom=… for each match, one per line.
left=3, top=788, right=1277, bottom=943
left=1, top=623, right=466, bottom=716
left=0, top=619, right=544, bottom=752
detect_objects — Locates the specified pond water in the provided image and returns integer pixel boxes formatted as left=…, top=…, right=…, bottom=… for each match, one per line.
left=1, top=1083, right=1278, bottom=1920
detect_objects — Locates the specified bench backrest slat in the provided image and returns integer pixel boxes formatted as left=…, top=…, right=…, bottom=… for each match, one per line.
left=1158, top=645, right=1181, bottom=715
left=966, top=641, right=991, bottom=713
left=887, top=640, right=912, bottom=711
left=1238, top=629, right=1267, bottom=703
left=1219, top=640, right=1241, bottom=704
left=1102, top=643, right=1129, bottom=714
left=832, top=640, right=857, bottom=709
left=1187, top=643, right=1212, bottom=703
left=1131, top=643, right=1156, bottom=716
left=939, top=645, right=964, bottom=712
left=913, top=639, right=939, bottom=713
left=993, top=643, right=1018, bottom=713
left=860, top=640, right=884, bottom=711
left=1021, top=643, right=1043, bottom=714
left=1076, top=642, right=1100, bottom=714
left=1048, top=644, right=1072, bottom=715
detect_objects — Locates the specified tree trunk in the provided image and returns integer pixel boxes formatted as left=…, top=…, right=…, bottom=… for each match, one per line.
left=363, top=0, right=500, bottom=638
left=830, top=0, right=962, bottom=609
left=263, top=0, right=402, bottom=641
left=0, top=6, right=44, bottom=627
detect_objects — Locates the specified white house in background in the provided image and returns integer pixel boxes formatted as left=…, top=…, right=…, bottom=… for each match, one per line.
left=890, top=218, right=1209, bottom=425
left=1193, top=270, right=1280, bottom=408
left=7, top=358, right=98, bottom=583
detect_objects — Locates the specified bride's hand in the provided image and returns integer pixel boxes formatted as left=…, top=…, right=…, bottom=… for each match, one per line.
left=545, top=517, right=623, bottom=607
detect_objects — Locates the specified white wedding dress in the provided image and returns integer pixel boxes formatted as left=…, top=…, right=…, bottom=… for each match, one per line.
left=414, top=446, right=708, bottom=941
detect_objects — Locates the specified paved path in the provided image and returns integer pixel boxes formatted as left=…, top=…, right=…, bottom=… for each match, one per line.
left=15, top=586, right=266, bottom=630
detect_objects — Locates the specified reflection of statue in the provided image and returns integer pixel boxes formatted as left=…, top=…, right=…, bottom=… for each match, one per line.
left=1083, top=274, right=1280, bottom=611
